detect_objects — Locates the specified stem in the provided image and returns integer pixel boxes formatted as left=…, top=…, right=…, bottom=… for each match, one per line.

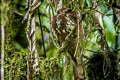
left=38, top=9, right=46, bottom=58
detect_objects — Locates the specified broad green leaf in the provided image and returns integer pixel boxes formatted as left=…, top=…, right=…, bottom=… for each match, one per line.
left=100, top=2, right=116, bottom=50
left=103, top=11, right=116, bottom=50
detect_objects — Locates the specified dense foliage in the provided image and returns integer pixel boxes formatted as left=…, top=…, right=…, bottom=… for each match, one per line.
left=1, top=0, right=120, bottom=80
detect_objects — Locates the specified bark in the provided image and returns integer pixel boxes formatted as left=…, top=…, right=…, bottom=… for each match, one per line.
left=26, top=13, right=39, bottom=79
left=31, top=16, right=39, bottom=74
left=1, top=0, right=14, bottom=80
left=1, top=25, right=5, bottom=80
left=25, top=0, right=41, bottom=78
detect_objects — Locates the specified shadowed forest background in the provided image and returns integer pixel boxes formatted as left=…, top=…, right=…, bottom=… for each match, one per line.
left=0, top=0, right=120, bottom=80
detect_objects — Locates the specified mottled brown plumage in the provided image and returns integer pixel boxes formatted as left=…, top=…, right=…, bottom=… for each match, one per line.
left=51, top=8, right=78, bottom=47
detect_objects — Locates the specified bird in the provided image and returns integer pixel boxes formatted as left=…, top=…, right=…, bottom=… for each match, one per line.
left=51, top=8, right=79, bottom=63
left=51, top=8, right=85, bottom=80
left=51, top=8, right=78, bottom=46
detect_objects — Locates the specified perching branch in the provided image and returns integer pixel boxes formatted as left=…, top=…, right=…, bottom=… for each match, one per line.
left=26, top=0, right=32, bottom=79
left=25, top=0, right=42, bottom=79
left=31, top=16, right=39, bottom=75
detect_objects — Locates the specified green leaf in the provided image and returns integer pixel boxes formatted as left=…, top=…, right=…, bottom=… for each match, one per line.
left=103, top=10, right=116, bottom=50
left=86, top=0, right=91, bottom=7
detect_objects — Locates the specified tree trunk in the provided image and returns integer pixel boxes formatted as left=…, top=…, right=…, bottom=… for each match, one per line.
left=1, top=25, right=5, bottom=80
left=1, top=0, right=15, bottom=79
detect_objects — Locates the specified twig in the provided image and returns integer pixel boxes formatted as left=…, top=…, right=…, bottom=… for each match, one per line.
left=74, top=19, right=80, bottom=57
left=74, top=14, right=85, bottom=57
left=38, top=9, right=46, bottom=58
left=14, top=10, right=24, bottom=16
